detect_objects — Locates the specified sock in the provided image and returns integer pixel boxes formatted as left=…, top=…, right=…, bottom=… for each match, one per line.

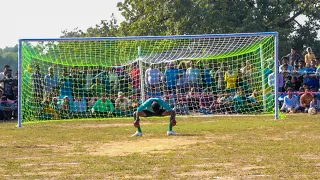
left=169, top=123, right=173, bottom=131
left=137, top=125, right=142, bottom=133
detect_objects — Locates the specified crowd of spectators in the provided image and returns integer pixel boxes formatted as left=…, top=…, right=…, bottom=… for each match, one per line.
left=1, top=47, right=320, bottom=121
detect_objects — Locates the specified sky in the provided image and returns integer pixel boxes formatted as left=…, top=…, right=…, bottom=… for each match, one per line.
left=0, top=0, right=317, bottom=49
left=0, top=0, right=124, bottom=48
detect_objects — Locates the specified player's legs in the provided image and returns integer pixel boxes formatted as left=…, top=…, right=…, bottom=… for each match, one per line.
left=132, top=111, right=149, bottom=136
left=161, top=110, right=177, bottom=135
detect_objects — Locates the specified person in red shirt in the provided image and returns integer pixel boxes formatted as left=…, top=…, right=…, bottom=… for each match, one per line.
left=131, top=62, right=140, bottom=94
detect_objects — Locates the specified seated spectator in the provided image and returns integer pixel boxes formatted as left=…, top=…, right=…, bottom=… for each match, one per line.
left=280, top=88, right=299, bottom=113
left=0, top=96, right=15, bottom=120
left=163, top=93, right=176, bottom=109
left=310, top=94, right=320, bottom=112
left=73, top=97, right=87, bottom=118
left=92, top=94, right=115, bottom=117
left=233, top=89, right=250, bottom=113
left=284, top=76, right=301, bottom=92
left=175, top=88, right=189, bottom=115
left=42, top=99, right=57, bottom=120
left=59, top=96, right=73, bottom=119
left=268, top=72, right=284, bottom=92
left=198, top=89, right=215, bottom=114
left=115, top=91, right=132, bottom=117
left=89, top=79, right=106, bottom=98
left=216, top=93, right=234, bottom=114
left=187, top=87, right=200, bottom=111
left=295, top=87, right=313, bottom=113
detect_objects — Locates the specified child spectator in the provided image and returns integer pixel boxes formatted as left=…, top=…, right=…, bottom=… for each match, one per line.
left=305, top=47, right=316, bottom=67
left=281, top=88, right=299, bottom=113
left=60, top=96, right=72, bottom=119
left=310, top=94, right=320, bottom=112
left=224, top=65, right=237, bottom=93
left=187, top=87, right=200, bottom=111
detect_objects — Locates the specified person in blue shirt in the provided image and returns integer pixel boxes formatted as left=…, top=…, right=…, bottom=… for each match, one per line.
left=305, top=60, right=319, bottom=91
left=164, top=62, right=179, bottom=94
left=132, top=98, right=177, bottom=136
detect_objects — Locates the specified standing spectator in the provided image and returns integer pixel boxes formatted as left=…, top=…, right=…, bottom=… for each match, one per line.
left=186, top=61, right=201, bottom=90
left=72, top=67, right=86, bottom=98
left=59, top=68, right=73, bottom=101
left=284, top=76, right=301, bottom=92
left=0, top=65, right=10, bottom=84
left=89, top=79, right=106, bottom=98
left=94, top=67, right=111, bottom=95
left=316, top=63, right=320, bottom=90
left=31, top=65, right=43, bottom=99
left=268, top=72, right=284, bottom=92
left=287, top=47, right=303, bottom=66
left=164, top=62, right=179, bottom=94
left=0, top=69, right=17, bottom=100
left=115, top=91, right=132, bottom=117
left=305, top=60, right=319, bottom=91
left=296, top=61, right=307, bottom=83
left=281, top=88, right=299, bottom=113
left=91, top=94, right=115, bottom=117
left=279, top=56, right=293, bottom=74
left=145, top=64, right=164, bottom=96
left=215, top=63, right=225, bottom=92
left=310, top=94, right=320, bottom=112
left=85, top=67, right=93, bottom=90
left=177, top=62, right=187, bottom=93
left=43, top=67, right=59, bottom=99
left=305, top=47, right=316, bottom=67
left=109, top=67, right=120, bottom=95
left=224, top=65, right=238, bottom=93
left=295, top=87, right=313, bottom=113
left=131, top=62, right=140, bottom=94
left=203, top=63, right=214, bottom=89
left=118, top=66, right=130, bottom=94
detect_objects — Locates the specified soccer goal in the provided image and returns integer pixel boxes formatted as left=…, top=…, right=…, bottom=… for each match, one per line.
left=18, top=32, right=279, bottom=127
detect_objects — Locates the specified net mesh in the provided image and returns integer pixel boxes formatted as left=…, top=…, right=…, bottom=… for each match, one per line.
left=20, top=34, right=276, bottom=121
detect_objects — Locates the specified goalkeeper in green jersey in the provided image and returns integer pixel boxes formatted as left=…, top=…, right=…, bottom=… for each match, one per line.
left=132, top=97, right=177, bottom=136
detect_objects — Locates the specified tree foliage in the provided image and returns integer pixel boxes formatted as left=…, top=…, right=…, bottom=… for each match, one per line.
left=0, top=45, right=18, bottom=72
left=62, top=0, right=320, bottom=57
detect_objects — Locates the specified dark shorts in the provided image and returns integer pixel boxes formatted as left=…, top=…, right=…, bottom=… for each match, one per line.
left=142, top=109, right=166, bottom=117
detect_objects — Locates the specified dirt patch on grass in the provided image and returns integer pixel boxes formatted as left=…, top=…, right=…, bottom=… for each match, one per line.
left=300, top=154, right=320, bottom=160
left=90, top=137, right=197, bottom=156
left=176, top=170, right=217, bottom=177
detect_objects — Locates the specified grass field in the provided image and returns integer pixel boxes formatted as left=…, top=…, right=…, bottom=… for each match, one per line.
left=1, top=114, right=320, bottom=179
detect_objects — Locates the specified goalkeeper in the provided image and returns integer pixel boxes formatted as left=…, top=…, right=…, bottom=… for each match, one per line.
left=132, top=98, right=177, bottom=136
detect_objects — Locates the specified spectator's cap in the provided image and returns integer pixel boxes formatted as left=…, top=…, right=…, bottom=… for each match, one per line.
left=306, top=47, right=312, bottom=52
left=118, top=91, right=124, bottom=97
left=52, top=97, right=58, bottom=101
left=1, top=96, right=7, bottom=101
left=63, top=96, right=69, bottom=100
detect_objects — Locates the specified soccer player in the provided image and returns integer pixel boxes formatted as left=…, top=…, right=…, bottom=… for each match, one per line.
left=132, top=98, right=177, bottom=137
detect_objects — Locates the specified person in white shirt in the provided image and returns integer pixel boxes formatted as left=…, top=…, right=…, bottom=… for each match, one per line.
left=145, top=64, right=164, bottom=95
left=280, top=88, right=299, bottom=113
left=0, top=65, right=10, bottom=89
left=279, top=56, right=293, bottom=74
left=310, top=95, right=320, bottom=112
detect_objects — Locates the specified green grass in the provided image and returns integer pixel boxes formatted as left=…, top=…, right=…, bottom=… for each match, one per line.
left=1, top=115, right=320, bottom=179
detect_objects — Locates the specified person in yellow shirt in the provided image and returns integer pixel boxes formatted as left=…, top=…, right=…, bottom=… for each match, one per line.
left=305, top=47, right=316, bottom=67
left=224, top=65, right=238, bottom=93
